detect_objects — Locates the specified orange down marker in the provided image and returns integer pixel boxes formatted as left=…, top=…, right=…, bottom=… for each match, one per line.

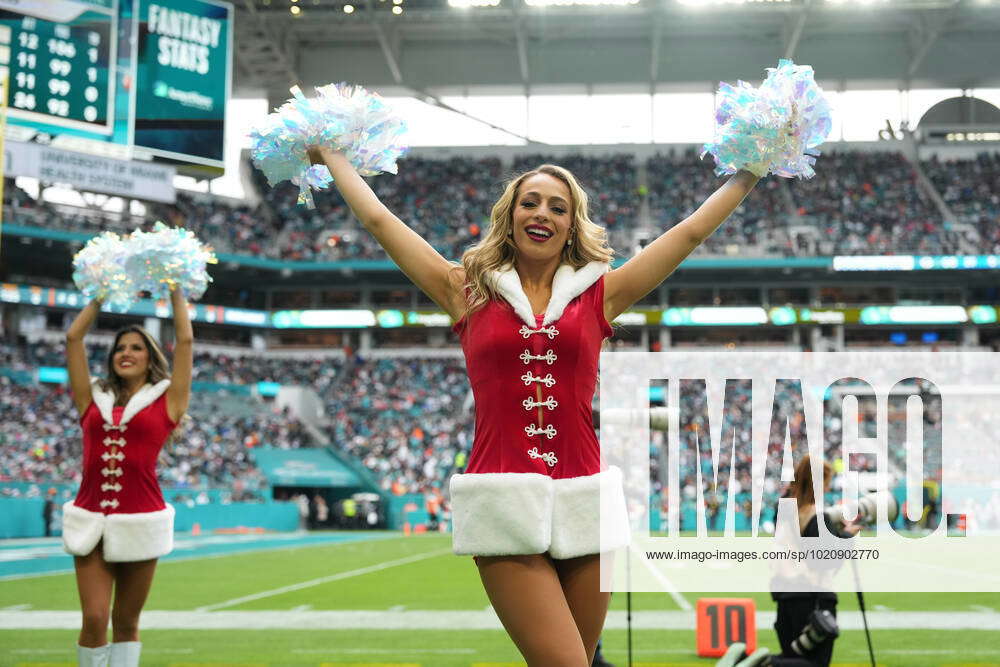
left=696, top=597, right=756, bottom=658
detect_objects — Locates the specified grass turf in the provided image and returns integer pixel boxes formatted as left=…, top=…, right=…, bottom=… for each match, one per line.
left=2, top=533, right=998, bottom=666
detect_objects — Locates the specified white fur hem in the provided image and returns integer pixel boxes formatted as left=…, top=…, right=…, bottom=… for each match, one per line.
left=450, top=473, right=553, bottom=556
left=551, top=467, right=631, bottom=559
left=61, top=502, right=105, bottom=557
left=62, top=503, right=175, bottom=562
left=449, top=467, right=630, bottom=558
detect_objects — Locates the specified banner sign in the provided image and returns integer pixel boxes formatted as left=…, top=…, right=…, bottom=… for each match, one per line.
left=5, top=139, right=175, bottom=201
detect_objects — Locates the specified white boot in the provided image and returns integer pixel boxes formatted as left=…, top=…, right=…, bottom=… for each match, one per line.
left=77, top=644, right=111, bottom=667
left=109, top=641, right=141, bottom=667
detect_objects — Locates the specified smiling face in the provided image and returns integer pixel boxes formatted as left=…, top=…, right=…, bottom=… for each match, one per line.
left=112, top=331, right=151, bottom=383
left=510, top=173, right=575, bottom=262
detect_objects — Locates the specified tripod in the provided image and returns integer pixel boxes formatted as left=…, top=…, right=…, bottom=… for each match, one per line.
left=848, top=558, right=876, bottom=667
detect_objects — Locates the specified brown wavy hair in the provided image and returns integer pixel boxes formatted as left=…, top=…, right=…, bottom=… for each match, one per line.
left=451, top=164, right=615, bottom=318
left=788, top=454, right=832, bottom=507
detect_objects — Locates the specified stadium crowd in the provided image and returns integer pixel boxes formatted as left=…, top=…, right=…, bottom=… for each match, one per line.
left=3, top=337, right=992, bottom=532
left=325, top=357, right=472, bottom=496
left=646, top=149, right=791, bottom=256
left=2, top=341, right=473, bottom=497
left=0, top=377, right=306, bottom=491
left=788, top=151, right=959, bottom=255
left=923, top=152, right=1000, bottom=254
left=8, top=150, right=999, bottom=264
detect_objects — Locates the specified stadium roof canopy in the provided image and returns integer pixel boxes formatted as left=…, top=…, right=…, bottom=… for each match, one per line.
left=232, top=0, right=1000, bottom=103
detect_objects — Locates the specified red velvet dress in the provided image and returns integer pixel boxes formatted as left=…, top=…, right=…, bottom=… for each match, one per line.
left=448, top=262, right=630, bottom=558
left=73, top=397, right=174, bottom=515
left=455, top=275, right=611, bottom=478
left=62, top=380, right=177, bottom=562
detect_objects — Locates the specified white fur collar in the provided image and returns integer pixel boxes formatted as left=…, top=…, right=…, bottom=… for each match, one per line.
left=489, top=262, right=609, bottom=327
left=91, top=379, right=172, bottom=426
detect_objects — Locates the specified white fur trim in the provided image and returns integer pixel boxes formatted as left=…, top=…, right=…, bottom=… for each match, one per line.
left=543, top=261, right=609, bottom=326
left=103, top=505, right=175, bottom=562
left=489, top=262, right=610, bottom=327
left=62, top=502, right=106, bottom=557
left=90, top=379, right=171, bottom=426
left=450, top=473, right=553, bottom=556
left=550, top=467, right=631, bottom=560
left=90, top=382, right=115, bottom=427
left=449, top=468, right=630, bottom=558
left=61, top=502, right=174, bottom=561
left=491, top=267, right=536, bottom=328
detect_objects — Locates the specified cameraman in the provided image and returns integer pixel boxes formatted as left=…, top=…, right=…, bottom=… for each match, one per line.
left=769, top=455, right=859, bottom=666
left=718, top=455, right=860, bottom=667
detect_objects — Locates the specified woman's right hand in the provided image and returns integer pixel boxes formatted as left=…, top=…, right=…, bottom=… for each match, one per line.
left=307, top=145, right=329, bottom=166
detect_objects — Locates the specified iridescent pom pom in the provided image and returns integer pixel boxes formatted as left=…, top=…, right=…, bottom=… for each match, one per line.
left=249, top=83, right=408, bottom=208
left=72, top=232, right=134, bottom=311
left=126, top=222, right=218, bottom=302
left=702, top=59, right=832, bottom=179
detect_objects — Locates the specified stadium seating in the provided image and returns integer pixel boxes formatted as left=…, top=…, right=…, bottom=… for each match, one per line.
left=922, top=151, right=1000, bottom=254
left=647, top=149, right=791, bottom=256
left=787, top=150, right=957, bottom=255
left=9, top=149, right=1000, bottom=262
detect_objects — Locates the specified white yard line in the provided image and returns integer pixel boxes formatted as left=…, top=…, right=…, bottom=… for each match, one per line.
left=3, top=609, right=998, bottom=631
left=0, top=533, right=402, bottom=582
left=292, top=648, right=477, bottom=654
left=895, top=559, right=1000, bottom=584
left=195, top=548, right=452, bottom=612
left=636, top=553, right=693, bottom=611
left=0, top=545, right=348, bottom=583
left=11, top=648, right=194, bottom=654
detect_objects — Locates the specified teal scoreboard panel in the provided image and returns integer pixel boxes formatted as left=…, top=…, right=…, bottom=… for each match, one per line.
left=132, top=0, right=231, bottom=168
left=2, top=0, right=231, bottom=173
left=0, top=2, right=115, bottom=134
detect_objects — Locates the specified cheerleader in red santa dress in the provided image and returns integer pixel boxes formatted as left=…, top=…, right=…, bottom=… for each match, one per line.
left=308, top=145, right=759, bottom=666
left=63, top=286, right=192, bottom=667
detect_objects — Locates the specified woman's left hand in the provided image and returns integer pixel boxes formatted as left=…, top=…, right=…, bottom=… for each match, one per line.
left=842, top=521, right=863, bottom=536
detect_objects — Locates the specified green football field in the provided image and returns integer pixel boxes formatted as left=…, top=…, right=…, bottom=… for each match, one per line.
left=2, top=532, right=998, bottom=666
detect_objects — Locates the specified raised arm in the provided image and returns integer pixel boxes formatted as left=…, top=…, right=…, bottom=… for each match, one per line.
left=165, top=287, right=193, bottom=424
left=603, top=170, right=759, bottom=321
left=308, top=146, right=465, bottom=320
left=66, top=300, right=102, bottom=415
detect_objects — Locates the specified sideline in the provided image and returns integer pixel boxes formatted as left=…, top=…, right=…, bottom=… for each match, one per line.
left=2, top=609, right=997, bottom=631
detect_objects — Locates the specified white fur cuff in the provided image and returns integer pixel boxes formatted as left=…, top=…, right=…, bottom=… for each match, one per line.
left=550, top=467, right=631, bottom=559
left=62, top=503, right=175, bottom=562
left=450, top=473, right=553, bottom=556
left=449, top=468, right=631, bottom=558
left=103, top=505, right=175, bottom=562
left=62, top=502, right=105, bottom=557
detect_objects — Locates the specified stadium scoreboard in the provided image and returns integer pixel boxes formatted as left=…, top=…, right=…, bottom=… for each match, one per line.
left=0, top=0, right=231, bottom=173
left=1, top=6, right=114, bottom=134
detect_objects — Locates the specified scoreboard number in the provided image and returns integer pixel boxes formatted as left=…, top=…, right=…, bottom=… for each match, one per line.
left=1, top=3, right=114, bottom=134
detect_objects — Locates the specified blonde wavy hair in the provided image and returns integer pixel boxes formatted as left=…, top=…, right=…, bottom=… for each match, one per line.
left=452, top=164, right=615, bottom=317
